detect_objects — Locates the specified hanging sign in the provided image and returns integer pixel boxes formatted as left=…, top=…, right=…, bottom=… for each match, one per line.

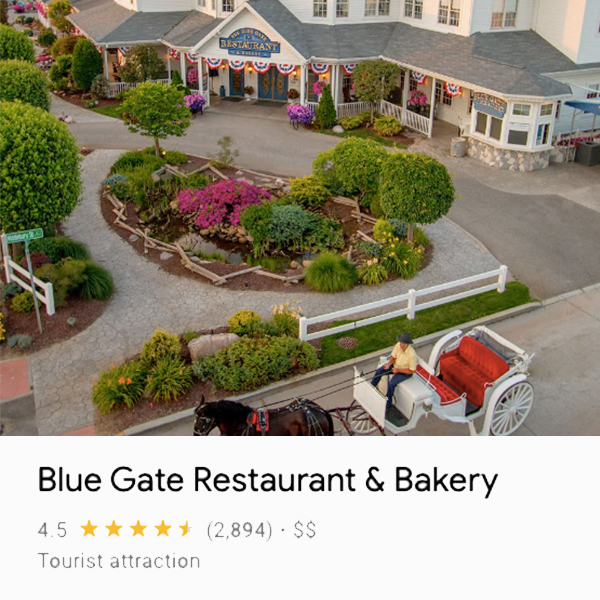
left=412, top=71, right=427, bottom=84
left=205, top=57, right=223, bottom=70
left=186, top=53, right=199, bottom=64
left=444, top=82, right=461, bottom=97
left=342, top=64, right=357, bottom=76
left=220, top=28, right=280, bottom=58
left=252, top=61, right=271, bottom=73
left=168, top=48, right=180, bottom=60
left=310, top=63, right=330, bottom=75
left=473, top=92, right=507, bottom=118
left=276, top=64, right=296, bottom=76
left=228, top=59, right=246, bottom=71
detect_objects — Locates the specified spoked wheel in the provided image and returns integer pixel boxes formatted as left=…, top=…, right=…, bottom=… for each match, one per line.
left=346, top=400, right=380, bottom=436
left=292, top=119, right=299, bottom=130
left=490, top=381, right=534, bottom=436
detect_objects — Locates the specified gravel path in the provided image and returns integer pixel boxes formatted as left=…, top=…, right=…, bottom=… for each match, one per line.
left=31, top=150, right=500, bottom=435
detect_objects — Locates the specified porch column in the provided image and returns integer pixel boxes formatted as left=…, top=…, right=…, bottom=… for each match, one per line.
left=332, top=64, right=340, bottom=111
left=428, top=76, right=436, bottom=138
left=103, top=46, right=109, bottom=80
left=402, top=69, right=409, bottom=107
left=300, top=63, right=306, bottom=105
left=203, top=60, right=211, bottom=108
left=167, top=54, right=171, bottom=83
left=180, top=53, right=186, bottom=81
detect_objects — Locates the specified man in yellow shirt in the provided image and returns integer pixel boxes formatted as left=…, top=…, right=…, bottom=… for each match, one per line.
left=370, top=333, right=417, bottom=408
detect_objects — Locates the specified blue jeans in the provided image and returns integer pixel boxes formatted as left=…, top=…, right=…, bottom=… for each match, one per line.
left=371, top=366, right=413, bottom=405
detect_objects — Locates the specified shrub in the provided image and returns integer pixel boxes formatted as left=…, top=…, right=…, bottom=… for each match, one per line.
left=118, top=45, right=165, bottom=83
left=382, top=240, right=423, bottom=279
left=2, top=282, right=21, bottom=299
left=288, top=176, right=331, bottom=210
left=34, top=258, right=86, bottom=305
left=29, top=236, right=90, bottom=263
left=110, top=150, right=164, bottom=174
left=359, top=258, right=388, bottom=286
left=48, top=54, right=71, bottom=91
left=413, top=226, right=430, bottom=248
left=145, top=356, right=193, bottom=402
left=170, top=69, right=183, bottom=88
left=307, top=217, right=345, bottom=252
left=90, top=74, right=109, bottom=99
left=164, top=150, right=188, bottom=165
left=0, top=24, right=35, bottom=62
left=0, top=59, right=50, bottom=110
left=50, top=34, right=81, bottom=59
left=0, top=102, right=81, bottom=232
left=357, top=241, right=382, bottom=258
left=183, top=330, right=197, bottom=343
left=19, top=252, right=51, bottom=271
left=373, top=219, right=395, bottom=242
left=338, top=115, right=364, bottom=130
left=314, top=84, right=336, bottom=130
left=140, top=330, right=181, bottom=368
left=270, top=302, right=302, bottom=337
left=78, top=261, right=114, bottom=300
left=373, top=116, right=403, bottom=137
left=270, top=204, right=319, bottom=251
left=48, top=0, right=73, bottom=34
left=12, top=291, right=35, bottom=313
left=228, top=310, right=262, bottom=336
left=185, top=172, right=208, bottom=190
left=103, top=173, right=127, bottom=190
left=389, top=218, right=408, bottom=239
left=92, top=361, right=148, bottom=414
left=37, top=28, right=56, bottom=48
left=369, top=194, right=384, bottom=218
left=124, top=165, right=157, bottom=206
left=304, top=252, right=358, bottom=293
left=240, top=202, right=273, bottom=256
left=312, top=148, right=351, bottom=196
left=7, top=334, right=33, bottom=350
left=201, top=336, right=319, bottom=392
left=177, top=179, right=270, bottom=229
left=209, top=136, right=239, bottom=169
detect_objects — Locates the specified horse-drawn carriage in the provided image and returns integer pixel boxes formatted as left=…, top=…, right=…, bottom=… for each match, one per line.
left=193, top=326, right=534, bottom=437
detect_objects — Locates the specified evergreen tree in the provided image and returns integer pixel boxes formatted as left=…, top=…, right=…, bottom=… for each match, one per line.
left=71, top=38, right=103, bottom=91
left=314, top=84, right=337, bottom=130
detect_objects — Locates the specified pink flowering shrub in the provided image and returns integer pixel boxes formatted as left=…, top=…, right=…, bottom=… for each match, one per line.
left=313, top=80, right=326, bottom=96
left=177, top=180, right=271, bottom=228
left=187, top=68, right=199, bottom=85
left=408, top=90, right=427, bottom=107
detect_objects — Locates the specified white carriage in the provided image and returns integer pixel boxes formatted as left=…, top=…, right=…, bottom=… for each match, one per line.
left=349, top=326, right=534, bottom=436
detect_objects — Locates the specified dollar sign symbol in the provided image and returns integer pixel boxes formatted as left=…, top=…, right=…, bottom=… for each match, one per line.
left=294, top=521, right=303, bottom=538
left=306, top=521, right=316, bottom=538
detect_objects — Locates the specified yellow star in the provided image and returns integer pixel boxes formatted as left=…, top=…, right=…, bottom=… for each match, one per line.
left=106, top=521, right=122, bottom=536
left=179, top=521, right=189, bottom=536
left=81, top=520, right=97, bottom=537
left=130, top=521, right=146, bottom=537
left=155, top=520, right=171, bottom=537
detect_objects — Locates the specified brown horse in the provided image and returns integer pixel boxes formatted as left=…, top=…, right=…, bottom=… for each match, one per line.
left=193, top=398, right=334, bottom=436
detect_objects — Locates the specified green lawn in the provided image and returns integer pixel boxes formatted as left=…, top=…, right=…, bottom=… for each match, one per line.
left=316, top=127, right=408, bottom=148
left=319, top=282, right=532, bottom=366
left=92, top=104, right=124, bottom=119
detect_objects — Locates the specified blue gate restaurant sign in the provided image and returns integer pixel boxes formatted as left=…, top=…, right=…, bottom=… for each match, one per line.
left=219, top=28, right=281, bottom=58
left=473, top=92, right=507, bottom=118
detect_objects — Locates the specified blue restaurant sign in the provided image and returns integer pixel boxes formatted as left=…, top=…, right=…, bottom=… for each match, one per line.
left=219, top=28, right=281, bottom=58
left=473, top=92, right=507, bottom=118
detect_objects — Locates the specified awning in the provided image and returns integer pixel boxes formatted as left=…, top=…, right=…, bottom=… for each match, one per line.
left=565, top=100, right=600, bottom=117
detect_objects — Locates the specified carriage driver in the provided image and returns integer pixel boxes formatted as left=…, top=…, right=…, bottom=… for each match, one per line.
left=370, top=333, right=417, bottom=409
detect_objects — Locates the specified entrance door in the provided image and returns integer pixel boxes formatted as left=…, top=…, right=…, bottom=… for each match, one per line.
left=258, top=67, right=288, bottom=101
left=229, top=69, right=244, bottom=96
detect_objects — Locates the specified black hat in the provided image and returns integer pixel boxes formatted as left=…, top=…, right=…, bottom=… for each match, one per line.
left=396, top=333, right=413, bottom=344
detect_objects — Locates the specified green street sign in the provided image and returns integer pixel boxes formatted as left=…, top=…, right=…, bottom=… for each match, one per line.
left=5, top=229, right=44, bottom=244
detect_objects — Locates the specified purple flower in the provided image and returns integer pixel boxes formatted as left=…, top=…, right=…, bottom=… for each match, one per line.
left=183, top=93, right=206, bottom=114
left=287, top=104, right=314, bottom=124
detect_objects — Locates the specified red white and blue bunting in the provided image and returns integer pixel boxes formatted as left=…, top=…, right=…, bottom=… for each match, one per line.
left=444, top=81, right=462, bottom=97
left=310, top=63, right=330, bottom=75
left=412, top=71, right=427, bottom=84
left=119, top=47, right=131, bottom=55
left=276, top=64, right=296, bottom=76
left=252, top=61, right=271, bottom=73
left=342, top=64, right=357, bottom=76
left=185, top=53, right=199, bottom=64
left=205, top=57, right=223, bottom=70
left=228, top=59, right=246, bottom=71
left=168, top=48, right=180, bottom=60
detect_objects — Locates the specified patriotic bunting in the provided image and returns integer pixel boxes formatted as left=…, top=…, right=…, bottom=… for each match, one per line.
left=252, top=61, right=271, bottom=73
left=168, top=48, right=180, bottom=60
left=119, top=47, right=131, bottom=55
left=412, top=71, right=427, bottom=84
left=342, top=64, right=357, bottom=76
left=276, top=64, right=296, bottom=76
left=444, top=81, right=461, bottom=97
left=310, top=63, right=330, bottom=75
left=186, top=53, right=199, bottom=64
left=205, top=58, right=223, bottom=69
left=228, top=59, right=246, bottom=71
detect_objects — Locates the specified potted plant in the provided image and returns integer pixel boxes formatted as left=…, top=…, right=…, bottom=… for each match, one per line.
left=243, top=85, right=254, bottom=100
left=408, top=89, right=428, bottom=115
left=313, top=80, right=326, bottom=100
left=286, top=88, right=300, bottom=104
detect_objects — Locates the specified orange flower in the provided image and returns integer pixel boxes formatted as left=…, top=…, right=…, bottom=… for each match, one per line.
left=127, top=378, right=132, bottom=385
left=118, top=377, right=125, bottom=384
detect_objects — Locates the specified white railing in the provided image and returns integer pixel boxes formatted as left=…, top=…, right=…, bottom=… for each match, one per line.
left=306, top=101, right=319, bottom=112
left=336, top=102, right=373, bottom=119
left=107, top=79, right=170, bottom=98
left=1, top=238, right=55, bottom=316
left=299, top=266, right=508, bottom=342
left=379, top=99, right=430, bottom=136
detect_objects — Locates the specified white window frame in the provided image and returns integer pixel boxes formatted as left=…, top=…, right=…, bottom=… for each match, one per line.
left=475, top=111, right=504, bottom=142
left=404, top=0, right=423, bottom=19
left=491, top=0, right=518, bottom=29
left=586, top=83, right=599, bottom=99
left=512, top=103, right=531, bottom=116
left=536, top=123, right=550, bottom=146
left=435, top=81, right=452, bottom=106
left=438, top=0, right=460, bottom=27
left=336, top=0, right=349, bottom=16
left=314, top=0, right=327, bottom=17
left=540, top=103, right=553, bottom=117
left=222, top=0, right=233, bottom=11
left=365, top=0, right=390, bottom=16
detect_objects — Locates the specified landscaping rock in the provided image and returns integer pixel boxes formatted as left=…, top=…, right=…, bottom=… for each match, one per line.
left=275, top=178, right=285, bottom=187
left=159, top=252, right=173, bottom=261
left=190, top=256, right=201, bottom=263
left=129, top=234, right=139, bottom=242
left=188, top=333, right=240, bottom=362
left=289, top=260, right=300, bottom=269
left=200, top=229, right=210, bottom=236
left=333, top=125, right=344, bottom=133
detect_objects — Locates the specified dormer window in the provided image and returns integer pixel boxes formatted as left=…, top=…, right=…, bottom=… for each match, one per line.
left=404, top=0, right=423, bottom=19
left=314, top=0, right=327, bottom=18
left=491, top=0, right=518, bottom=29
left=438, top=0, right=460, bottom=27
left=222, top=0, right=233, bottom=12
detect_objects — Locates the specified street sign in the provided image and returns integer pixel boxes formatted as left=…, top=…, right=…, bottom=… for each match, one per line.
left=5, top=229, right=44, bottom=244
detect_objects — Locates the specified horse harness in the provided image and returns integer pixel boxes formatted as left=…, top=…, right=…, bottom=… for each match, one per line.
left=244, top=400, right=325, bottom=436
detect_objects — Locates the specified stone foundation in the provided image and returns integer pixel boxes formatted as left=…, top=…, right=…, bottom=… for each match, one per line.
left=467, top=138, right=551, bottom=171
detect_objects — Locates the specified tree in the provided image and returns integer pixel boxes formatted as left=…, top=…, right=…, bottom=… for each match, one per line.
left=118, top=45, right=165, bottom=83
left=314, top=84, right=336, bottom=130
left=48, top=0, right=73, bottom=34
left=352, top=59, right=400, bottom=124
left=48, top=54, right=72, bottom=91
left=0, top=1, right=8, bottom=26
left=332, top=138, right=388, bottom=206
left=121, top=83, right=191, bottom=156
left=379, top=153, right=455, bottom=242
left=50, top=34, right=81, bottom=59
left=0, top=101, right=82, bottom=233
left=0, top=59, right=50, bottom=111
left=71, top=38, right=103, bottom=91
left=0, top=24, right=35, bottom=62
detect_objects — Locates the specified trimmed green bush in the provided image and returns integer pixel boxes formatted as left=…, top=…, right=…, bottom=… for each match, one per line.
left=304, top=252, right=358, bottom=293
left=78, top=262, right=114, bottom=301
left=29, top=236, right=90, bottom=263
left=0, top=24, right=35, bottom=62
left=140, top=330, right=181, bottom=368
left=92, top=361, right=148, bottom=414
left=90, top=74, right=109, bottom=99
left=12, top=291, right=35, bottom=313
left=288, top=175, right=331, bottom=210
left=270, top=204, right=319, bottom=251
left=48, top=54, right=71, bottom=91
left=145, top=356, right=193, bottom=402
left=373, top=219, right=395, bottom=242
left=164, top=150, right=188, bottom=165
left=370, top=194, right=384, bottom=218
left=314, top=84, right=337, bottom=130
left=228, top=310, right=262, bottom=336
left=240, top=203, right=273, bottom=257
left=50, top=34, right=81, bottom=59
left=0, top=59, right=50, bottom=110
left=71, top=38, right=103, bottom=90
left=338, top=115, right=365, bottom=130
left=37, top=28, right=57, bottom=48
left=110, top=150, right=164, bottom=174
left=373, top=116, right=403, bottom=137
left=312, top=148, right=351, bottom=196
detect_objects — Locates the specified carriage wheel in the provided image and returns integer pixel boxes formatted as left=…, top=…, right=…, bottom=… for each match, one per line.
left=292, top=119, right=299, bottom=130
left=346, top=400, right=380, bottom=436
left=490, top=381, right=534, bottom=436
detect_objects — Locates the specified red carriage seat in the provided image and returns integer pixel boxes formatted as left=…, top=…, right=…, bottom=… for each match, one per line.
left=438, top=336, right=509, bottom=407
left=415, top=365, right=461, bottom=405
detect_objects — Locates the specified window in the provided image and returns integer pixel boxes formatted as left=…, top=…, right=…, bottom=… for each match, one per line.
left=438, top=0, right=460, bottom=26
left=475, top=111, right=504, bottom=141
left=540, top=103, right=553, bottom=117
left=314, top=0, right=327, bottom=17
left=491, top=0, right=518, bottom=29
left=196, top=0, right=205, bottom=6
left=409, top=77, right=418, bottom=93
left=435, top=81, right=452, bottom=106
left=468, top=90, right=474, bottom=113
left=586, top=83, right=599, bottom=99
left=536, top=123, right=550, bottom=146
left=476, top=112, right=488, bottom=135
left=508, top=129, right=528, bottom=145
left=336, top=0, right=349, bottom=16
left=365, top=0, right=376, bottom=15
left=379, top=0, right=390, bottom=15
left=490, top=116, right=502, bottom=140
left=512, top=103, right=530, bottom=116
left=404, top=0, right=423, bottom=19
left=222, top=0, right=233, bottom=11
left=365, top=0, right=389, bottom=16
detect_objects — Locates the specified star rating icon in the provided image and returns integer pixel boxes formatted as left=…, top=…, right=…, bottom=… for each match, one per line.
left=155, top=520, right=171, bottom=536
left=131, top=521, right=146, bottom=536
left=80, top=520, right=190, bottom=536
left=106, top=521, right=122, bottom=536
left=81, top=520, right=97, bottom=536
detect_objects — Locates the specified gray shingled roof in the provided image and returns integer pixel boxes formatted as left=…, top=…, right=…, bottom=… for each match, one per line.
left=100, top=11, right=190, bottom=44
left=69, top=0, right=132, bottom=43
left=162, top=11, right=223, bottom=48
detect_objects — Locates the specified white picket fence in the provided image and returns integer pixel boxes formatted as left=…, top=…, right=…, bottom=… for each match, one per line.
left=299, top=266, right=508, bottom=342
left=1, top=237, right=55, bottom=316
left=107, top=78, right=170, bottom=98
left=336, top=101, right=372, bottom=119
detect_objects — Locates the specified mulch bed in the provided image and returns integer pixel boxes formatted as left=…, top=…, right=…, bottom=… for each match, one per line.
left=52, top=91, right=121, bottom=111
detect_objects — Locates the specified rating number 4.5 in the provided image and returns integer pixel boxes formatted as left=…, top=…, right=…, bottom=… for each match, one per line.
left=38, top=523, right=67, bottom=538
